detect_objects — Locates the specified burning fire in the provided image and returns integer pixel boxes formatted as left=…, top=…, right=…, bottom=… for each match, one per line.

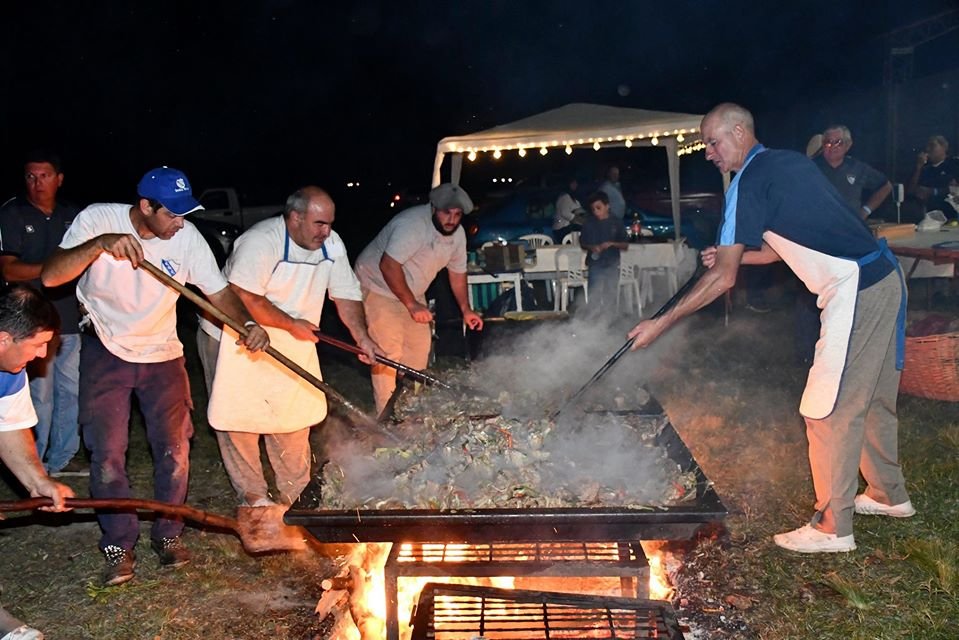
left=330, top=542, right=674, bottom=639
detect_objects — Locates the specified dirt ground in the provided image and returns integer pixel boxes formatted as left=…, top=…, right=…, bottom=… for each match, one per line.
left=0, top=290, right=952, bottom=638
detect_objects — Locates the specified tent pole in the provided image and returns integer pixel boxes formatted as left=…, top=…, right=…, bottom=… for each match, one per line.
left=431, top=151, right=446, bottom=187
left=664, top=137, right=681, bottom=241
left=451, top=153, right=463, bottom=185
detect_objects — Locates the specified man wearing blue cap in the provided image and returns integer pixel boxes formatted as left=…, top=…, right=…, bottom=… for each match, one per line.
left=42, top=167, right=270, bottom=586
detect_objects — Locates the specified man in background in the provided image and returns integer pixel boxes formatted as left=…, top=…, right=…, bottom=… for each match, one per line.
left=909, top=135, right=959, bottom=217
left=598, top=165, right=626, bottom=220
left=814, top=124, right=891, bottom=218
left=0, top=150, right=84, bottom=477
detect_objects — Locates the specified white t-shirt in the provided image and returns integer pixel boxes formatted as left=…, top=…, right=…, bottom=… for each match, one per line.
left=354, top=204, right=467, bottom=301
left=0, top=370, right=37, bottom=432
left=60, top=203, right=228, bottom=363
left=200, top=216, right=362, bottom=339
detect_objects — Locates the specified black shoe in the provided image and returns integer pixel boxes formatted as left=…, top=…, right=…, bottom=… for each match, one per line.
left=151, top=536, right=190, bottom=568
left=102, top=545, right=136, bottom=586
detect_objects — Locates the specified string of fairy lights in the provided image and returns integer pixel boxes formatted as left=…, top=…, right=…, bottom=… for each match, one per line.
left=450, top=128, right=705, bottom=162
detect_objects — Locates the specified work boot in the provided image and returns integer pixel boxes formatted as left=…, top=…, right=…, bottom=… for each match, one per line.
left=151, top=536, right=191, bottom=568
left=102, top=545, right=136, bottom=586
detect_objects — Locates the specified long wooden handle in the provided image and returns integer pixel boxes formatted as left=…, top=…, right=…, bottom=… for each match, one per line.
left=137, top=259, right=378, bottom=427
left=0, top=497, right=239, bottom=531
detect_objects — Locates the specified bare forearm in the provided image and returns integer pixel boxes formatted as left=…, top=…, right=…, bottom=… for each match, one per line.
left=231, top=285, right=294, bottom=330
left=333, top=298, right=373, bottom=343
left=0, top=257, right=42, bottom=282
left=864, top=182, right=892, bottom=215
left=380, top=255, right=417, bottom=308
left=741, top=243, right=781, bottom=265
left=42, top=242, right=101, bottom=286
left=0, top=429, right=47, bottom=493
left=208, top=286, right=257, bottom=327
left=448, top=270, right=473, bottom=314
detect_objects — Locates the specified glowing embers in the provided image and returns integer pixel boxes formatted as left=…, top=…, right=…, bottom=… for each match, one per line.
left=410, top=583, right=686, bottom=640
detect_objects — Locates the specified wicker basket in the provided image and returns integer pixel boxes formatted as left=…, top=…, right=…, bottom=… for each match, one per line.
left=899, top=332, right=959, bottom=401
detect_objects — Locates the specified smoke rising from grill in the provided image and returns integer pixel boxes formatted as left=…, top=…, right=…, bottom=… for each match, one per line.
left=318, top=315, right=693, bottom=510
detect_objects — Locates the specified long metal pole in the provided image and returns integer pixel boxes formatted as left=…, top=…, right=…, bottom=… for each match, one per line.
left=314, top=332, right=452, bottom=389
left=550, top=266, right=704, bottom=420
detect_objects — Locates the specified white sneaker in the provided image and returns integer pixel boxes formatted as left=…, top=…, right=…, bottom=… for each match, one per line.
left=854, top=494, right=916, bottom=518
left=773, top=524, right=856, bottom=553
left=1, top=625, right=44, bottom=640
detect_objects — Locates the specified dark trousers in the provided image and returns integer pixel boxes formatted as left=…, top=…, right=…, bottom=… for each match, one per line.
left=79, top=334, right=194, bottom=550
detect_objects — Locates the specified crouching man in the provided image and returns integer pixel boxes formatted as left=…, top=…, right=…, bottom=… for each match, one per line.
left=0, top=284, right=74, bottom=640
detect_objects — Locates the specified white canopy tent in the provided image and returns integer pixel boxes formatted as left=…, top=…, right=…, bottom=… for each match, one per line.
left=432, top=103, right=705, bottom=239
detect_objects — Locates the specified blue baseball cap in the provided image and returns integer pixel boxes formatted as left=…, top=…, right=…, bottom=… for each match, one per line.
left=137, top=166, right=203, bottom=216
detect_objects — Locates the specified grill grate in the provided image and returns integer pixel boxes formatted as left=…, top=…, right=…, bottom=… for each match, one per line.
left=410, top=583, right=685, bottom=639
left=397, top=541, right=645, bottom=565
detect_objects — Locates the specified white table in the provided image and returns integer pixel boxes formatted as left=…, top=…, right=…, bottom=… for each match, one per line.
left=888, top=228, right=959, bottom=279
left=467, top=270, right=523, bottom=312
left=527, top=242, right=696, bottom=295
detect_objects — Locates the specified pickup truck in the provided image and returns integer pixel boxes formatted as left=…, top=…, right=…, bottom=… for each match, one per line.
left=194, top=187, right=284, bottom=230
left=189, top=188, right=284, bottom=264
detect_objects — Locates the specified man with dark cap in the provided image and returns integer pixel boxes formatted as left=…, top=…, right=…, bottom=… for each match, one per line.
left=355, top=183, right=483, bottom=415
left=42, top=167, right=269, bottom=586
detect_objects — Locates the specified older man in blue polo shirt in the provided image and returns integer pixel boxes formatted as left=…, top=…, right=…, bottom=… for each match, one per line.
left=627, top=103, right=912, bottom=554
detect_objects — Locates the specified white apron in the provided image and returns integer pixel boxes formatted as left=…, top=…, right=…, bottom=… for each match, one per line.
left=208, top=233, right=337, bottom=433
left=764, top=232, right=860, bottom=419
left=765, top=234, right=904, bottom=420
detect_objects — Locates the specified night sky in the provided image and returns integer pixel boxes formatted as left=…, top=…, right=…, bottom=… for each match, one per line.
left=2, top=0, right=958, bottom=211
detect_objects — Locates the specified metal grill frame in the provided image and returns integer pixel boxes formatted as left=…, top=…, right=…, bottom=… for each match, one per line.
left=385, top=541, right=651, bottom=640
left=409, top=582, right=685, bottom=640
left=287, top=413, right=726, bottom=544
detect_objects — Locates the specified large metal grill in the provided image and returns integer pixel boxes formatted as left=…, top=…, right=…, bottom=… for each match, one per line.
left=409, top=583, right=685, bottom=639
left=286, top=406, right=725, bottom=543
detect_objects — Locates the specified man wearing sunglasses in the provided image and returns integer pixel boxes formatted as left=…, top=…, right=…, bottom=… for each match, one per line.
left=814, top=125, right=891, bottom=220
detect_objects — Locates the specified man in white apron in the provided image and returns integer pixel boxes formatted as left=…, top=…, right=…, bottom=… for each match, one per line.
left=628, top=103, right=912, bottom=554
left=202, top=187, right=377, bottom=507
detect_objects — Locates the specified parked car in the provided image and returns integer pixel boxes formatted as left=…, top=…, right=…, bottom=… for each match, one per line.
left=190, top=216, right=241, bottom=267
left=463, top=187, right=720, bottom=250
left=193, top=187, right=284, bottom=231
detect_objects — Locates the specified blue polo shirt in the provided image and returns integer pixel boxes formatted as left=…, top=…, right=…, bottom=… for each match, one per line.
left=718, top=145, right=893, bottom=290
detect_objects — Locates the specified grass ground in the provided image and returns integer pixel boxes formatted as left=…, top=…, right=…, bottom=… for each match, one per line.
left=0, top=289, right=956, bottom=639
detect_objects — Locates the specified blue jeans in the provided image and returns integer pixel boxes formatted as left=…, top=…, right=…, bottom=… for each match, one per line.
left=29, top=332, right=82, bottom=473
left=79, top=334, right=194, bottom=551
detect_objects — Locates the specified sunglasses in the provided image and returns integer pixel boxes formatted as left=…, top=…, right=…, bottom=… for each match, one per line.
left=823, top=138, right=845, bottom=148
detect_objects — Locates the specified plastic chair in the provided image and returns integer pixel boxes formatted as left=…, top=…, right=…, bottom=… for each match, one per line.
left=616, top=264, right=646, bottom=317
left=519, top=233, right=554, bottom=249
left=554, top=247, right=588, bottom=312
left=561, top=231, right=580, bottom=246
